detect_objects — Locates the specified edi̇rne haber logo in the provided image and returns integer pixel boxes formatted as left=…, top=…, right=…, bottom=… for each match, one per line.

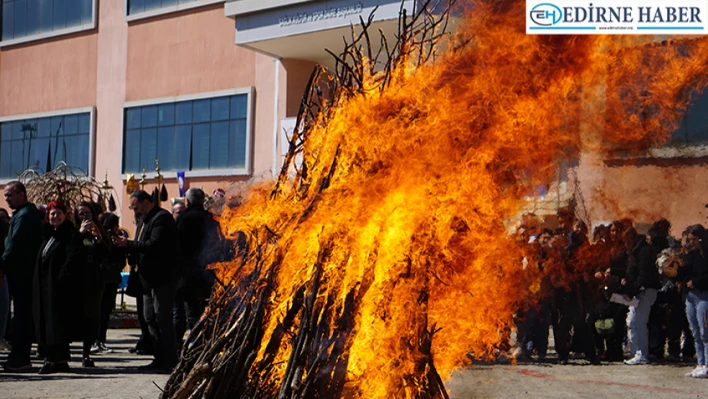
left=526, top=1, right=708, bottom=34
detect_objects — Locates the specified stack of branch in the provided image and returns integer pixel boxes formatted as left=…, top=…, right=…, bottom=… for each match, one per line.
left=162, top=2, right=455, bottom=398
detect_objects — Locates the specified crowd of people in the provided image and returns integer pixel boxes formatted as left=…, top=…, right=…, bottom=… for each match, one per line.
left=512, top=209, right=708, bottom=378
left=0, top=182, right=229, bottom=374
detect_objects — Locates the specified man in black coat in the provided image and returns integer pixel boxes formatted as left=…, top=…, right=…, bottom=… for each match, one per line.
left=1, top=181, right=44, bottom=371
left=114, top=190, right=180, bottom=371
left=174, top=188, right=219, bottom=346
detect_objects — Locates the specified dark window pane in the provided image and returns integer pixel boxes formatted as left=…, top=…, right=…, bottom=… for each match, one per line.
left=11, top=140, right=23, bottom=176
left=26, top=0, right=38, bottom=35
left=80, top=0, right=91, bottom=24
left=77, top=133, right=89, bottom=172
left=50, top=116, right=63, bottom=136
left=12, top=121, right=24, bottom=140
left=211, top=97, right=229, bottom=121
left=37, top=118, right=51, bottom=137
left=126, top=108, right=141, bottom=129
left=144, top=0, right=160, bottom=12
left=175, top=101, right=192, bottom=124
left=209, top=121, right=229, bottom=168
left=158, top=103, right=174, bottom=126
left=124, top=129, right=140, bottom=173
left=229, top=120, right=247, bottom=168
left=63, top=114, right=78, bottom=134
left=174, top=125, right=191, bottom=171
left=3, top=1, right=15, bottom=40
left=162, top=0, right=178, bottom=7
left=77, top=113, right=90, bottom=133
left=52, top=134, right=70, bottom=167
left=128, top=0, right=144, bottom=15
left=231, top=94, right=248, bottom=119
left=60, top=135, right=77, bottom=169
left=192, top=123, right=209, bottom=170
left=38, top=0, right=51, bottom=33
left=141, top=105, right=158, bottom=128
left=0, top=123, right=9, bottom=140
left=53, top=0, right=66, bottom=30
left=14, top=0, right=26, bottom=38
left=28, top=137, right=50, bottom=171
left=193, top=99, right=210, bottom=123
left=63, top=134, right=87, bottom=172
left=20, top=119, right=38, bottom=139
left=0, top=142, right=12, bottom=178
left=65, top=0, right=80, bottom=27
left=140, top=128, right=157, bottom=172
left=157, top=126, right=174, bottom=171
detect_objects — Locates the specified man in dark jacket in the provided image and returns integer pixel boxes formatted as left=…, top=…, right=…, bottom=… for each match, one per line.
left=114, top=190, right=180, bottom=371
left=174, top=188, right=219, bottom=346
left=1, top=181, right=44, bottom=371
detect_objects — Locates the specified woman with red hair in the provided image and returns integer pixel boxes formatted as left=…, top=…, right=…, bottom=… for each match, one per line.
left=32, top=201, right=79, bottom=374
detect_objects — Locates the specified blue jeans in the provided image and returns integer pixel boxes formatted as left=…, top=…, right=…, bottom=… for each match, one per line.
left=627, top=288, right=657, bottom=358
left=685, top=290, right=708, bottom=365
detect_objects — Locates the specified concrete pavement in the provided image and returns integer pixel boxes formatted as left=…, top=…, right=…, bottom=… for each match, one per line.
left=0, top=329, right=167, bottom=399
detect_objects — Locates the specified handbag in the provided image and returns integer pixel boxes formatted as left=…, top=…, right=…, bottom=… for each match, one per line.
left=125, top=269, right=142, bottom=298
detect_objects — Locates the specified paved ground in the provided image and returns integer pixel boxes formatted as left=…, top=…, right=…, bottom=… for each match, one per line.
left=0, top=329, right=167, bottom=399
left=448, top=358, right=708, bottom=398
left=2, top=328, right=708, bottom=398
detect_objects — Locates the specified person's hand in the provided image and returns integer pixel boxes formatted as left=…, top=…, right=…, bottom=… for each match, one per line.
left=113, top=235, right=128, bottom=248
left=621, top=278, right=627, bottom=286
left=79, top=220, right=91, bottom=234
left=80, top=221, right=102, bottom=240
left=687, top=280, right=694, bottom=289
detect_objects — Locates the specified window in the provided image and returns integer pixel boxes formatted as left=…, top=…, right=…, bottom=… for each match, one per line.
left=0, top=110, right=91, bottom=179
left=126, top=0, right=219, bottom=17
left=1, top=0, right=94, bottom=43
left=122, top=92, right=250, bottom=174
left=666, top=90, right=708, bottom=147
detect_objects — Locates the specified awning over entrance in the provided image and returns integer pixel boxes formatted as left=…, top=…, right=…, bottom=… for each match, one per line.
left=225, top=0, right=417, bottom=65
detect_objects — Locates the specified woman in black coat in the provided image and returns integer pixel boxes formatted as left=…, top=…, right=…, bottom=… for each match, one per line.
left=33, top=201, right=80, bottom=374
left=74, top=201, right=109, bottom=367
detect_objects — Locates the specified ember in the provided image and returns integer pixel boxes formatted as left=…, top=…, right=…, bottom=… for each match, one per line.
left=162, top=0, right=708, bottom=397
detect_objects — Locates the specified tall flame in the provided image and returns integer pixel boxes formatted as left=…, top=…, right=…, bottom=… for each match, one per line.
left=172, top=1, right=708, bottom=397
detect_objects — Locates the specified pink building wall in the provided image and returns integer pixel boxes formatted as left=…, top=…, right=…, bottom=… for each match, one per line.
left=125, top=5, right=256, bottom=102
left=95, top=0, right=129, bottom=218
left=0, top=32, right=98, bottom=115
left=577, top=154, right=708, bottom=235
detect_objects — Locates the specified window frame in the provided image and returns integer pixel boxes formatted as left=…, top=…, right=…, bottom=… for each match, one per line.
left=0, top=0, right=97, bottom=48
left=120, top=88, right=254, bottom=180
left=125, top=0, right=223, bottom=22
left=0, top=106, right=96, bottom=184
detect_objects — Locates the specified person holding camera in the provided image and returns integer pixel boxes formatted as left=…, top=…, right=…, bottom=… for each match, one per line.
left=73, top=202, right=110, bottom=368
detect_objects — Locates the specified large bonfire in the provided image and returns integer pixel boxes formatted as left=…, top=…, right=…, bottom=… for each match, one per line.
left=163, top=0, right=708, bottom=397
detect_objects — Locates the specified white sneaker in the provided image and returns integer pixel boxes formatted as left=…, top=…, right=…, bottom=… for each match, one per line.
left=693, top=366, right=708, bottom=378
left=0, top=337, right=10, bottom=351
left=624, top=355, right=649, bottom=365
left=685, top=366, right=703, bottom=377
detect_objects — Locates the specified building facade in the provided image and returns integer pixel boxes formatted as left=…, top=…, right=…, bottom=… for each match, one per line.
left=0, top=0, right=411, bottom=229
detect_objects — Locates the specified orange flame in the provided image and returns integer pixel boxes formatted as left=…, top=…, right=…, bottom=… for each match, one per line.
left=212, top=1, right=708, bottom=397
